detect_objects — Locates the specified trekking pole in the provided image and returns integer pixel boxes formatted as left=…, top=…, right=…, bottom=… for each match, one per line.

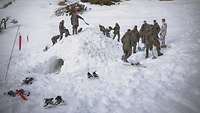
left=5, top=25, right=20, bottom=81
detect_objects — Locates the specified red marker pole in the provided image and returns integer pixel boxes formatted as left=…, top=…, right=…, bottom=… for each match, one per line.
left=19, top=35, right=22, bottom=51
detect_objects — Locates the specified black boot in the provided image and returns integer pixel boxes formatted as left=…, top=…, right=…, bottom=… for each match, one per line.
left=55, top=96, right=64, bottom=105
left=158, top=52, right=163, bottom=56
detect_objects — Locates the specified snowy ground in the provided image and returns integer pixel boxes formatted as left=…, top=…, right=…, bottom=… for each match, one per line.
left=0, top=0, right=200, bottom=113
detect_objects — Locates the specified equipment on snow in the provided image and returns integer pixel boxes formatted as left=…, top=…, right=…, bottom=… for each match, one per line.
left=16, top=89, right=30, bottom=101
left=3, top=90, right=16, bottom=97
left=10, top=19, right=18, bottom=24
left=93, top=72, right=99, bottom=78
left=4, top=89, right=30, bottom=99
left=87, top=72, right=99, bottom=79
left=87, top=72, right=93, bottom=78
left=22, top=77, right=34, bottom=85
left=44, top=96, right=65, bottom=107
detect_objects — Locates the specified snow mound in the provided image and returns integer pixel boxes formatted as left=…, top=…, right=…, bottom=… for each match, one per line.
left=23, top=27, right=122, bottom=75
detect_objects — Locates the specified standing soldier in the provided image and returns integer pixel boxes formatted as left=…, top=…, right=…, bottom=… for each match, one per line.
left=153, top=20, right=160, bottom=39
left=121, top=29, right=132, bottom=62
left=139, top=20, right=148, bottom=44
left=2, top=17, right=8, bottom=29
left=70, top=10, right=85, bottom=35
left=0, top=17, right=9, bottom=30
left=145, top=25, right=163, bottom=58
left=112, top=23, right=120, bottom=42
left=59, top=20, right=70, bottom=40
left=160, top=18, right=167, bottom=48
left=130, top=25, right=140, bottom=53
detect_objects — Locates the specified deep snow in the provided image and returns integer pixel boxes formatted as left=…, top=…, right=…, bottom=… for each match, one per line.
left=0, top=0, right=200, bottom=113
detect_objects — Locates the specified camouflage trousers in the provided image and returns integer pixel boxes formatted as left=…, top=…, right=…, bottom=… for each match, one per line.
left=122, top=48, right=132, bottom=62
left=145, top=38, right=162, bottom=58
left=113, top=33, right=120, bottom=42
left=72, top=25, right=78, bottom=35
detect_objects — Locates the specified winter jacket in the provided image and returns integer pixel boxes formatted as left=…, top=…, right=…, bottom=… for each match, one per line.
left=113, top=24, right=120, bottom=34
left=59, top=21, right=65, bottom=33
left=160, top=22, right=167, bottom=37
left=71, top=13, right=83, bottom=26
left=121, top=31, right=132, bottom=51
left=153, top=22, right=160, bottom=35
left=139, top=23, right=148, bottom=36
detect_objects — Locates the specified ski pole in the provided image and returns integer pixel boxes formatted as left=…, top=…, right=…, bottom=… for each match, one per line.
left=83, top=19, right=89, bottom=25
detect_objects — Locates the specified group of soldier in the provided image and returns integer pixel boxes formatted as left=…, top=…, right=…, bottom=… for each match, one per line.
left=99, top=23, right=121, bottom=42
left=51, top=8, right=167, bottom=63
left=51, top=8, right=87, bottom=45
left=121, top=19, right=167, bottom=62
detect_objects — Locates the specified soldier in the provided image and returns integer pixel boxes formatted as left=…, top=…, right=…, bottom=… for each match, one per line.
left=153, top=20, right=160, bottom=39
left=121, top=29, right=132, bottom=62
left=139, top=20, right=148, bottom=44
left=70, top=11, right=84, bottom=35
left=99, top=24, right=106, bottom=35
left=59, top=20, right=70, bottom=40
left=160, top=18, right=167, bottom=48
left=105, top=27, right=112, bottom=37
left=145, top=25, right=163, bottom=58
left=130, top=25, right=140, bottom=53
left=112, top=23, right=120, bottom=42
left=99, top=25, right=112, bottom=37
left=0, top=17, right=9, bottom=31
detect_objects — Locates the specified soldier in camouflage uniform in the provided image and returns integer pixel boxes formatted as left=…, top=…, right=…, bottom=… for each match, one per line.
left=59, top=20, right=70, bottom=40
left=112, top=23, right=120, bottom=42
left=130, top=25, right=140, bottom=53
left=0, top=17, right=9, bottom=32
left=139, top=20, right=148, bottom=44
left=160, top=18, right=167, bottom=48
left=70, top=11, right=84, bottom=35
left=121, top=29, right=132, bottom=62
left=153, top=20, right=160, bottom=39
left=144, top=24, right=163, bottom=58
left=99, top=25, right=112, bottom=37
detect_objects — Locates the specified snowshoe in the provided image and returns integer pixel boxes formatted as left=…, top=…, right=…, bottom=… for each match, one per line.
left=16, top=89, right=30, bottom=101
left=4, top=90, right=16, bottom=97
left=93, top=72, right=99, bottom=78
left=44, top=98, right=54, bottom=107
left=87, top=72, right=93, bottom=79
left=130, top=62, right=140, bottom=66
left=16, top=89, right=30, bottom=96
left=22, top=77, right=34, bottom=85
left=55, top=96, right=64, bottom=105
